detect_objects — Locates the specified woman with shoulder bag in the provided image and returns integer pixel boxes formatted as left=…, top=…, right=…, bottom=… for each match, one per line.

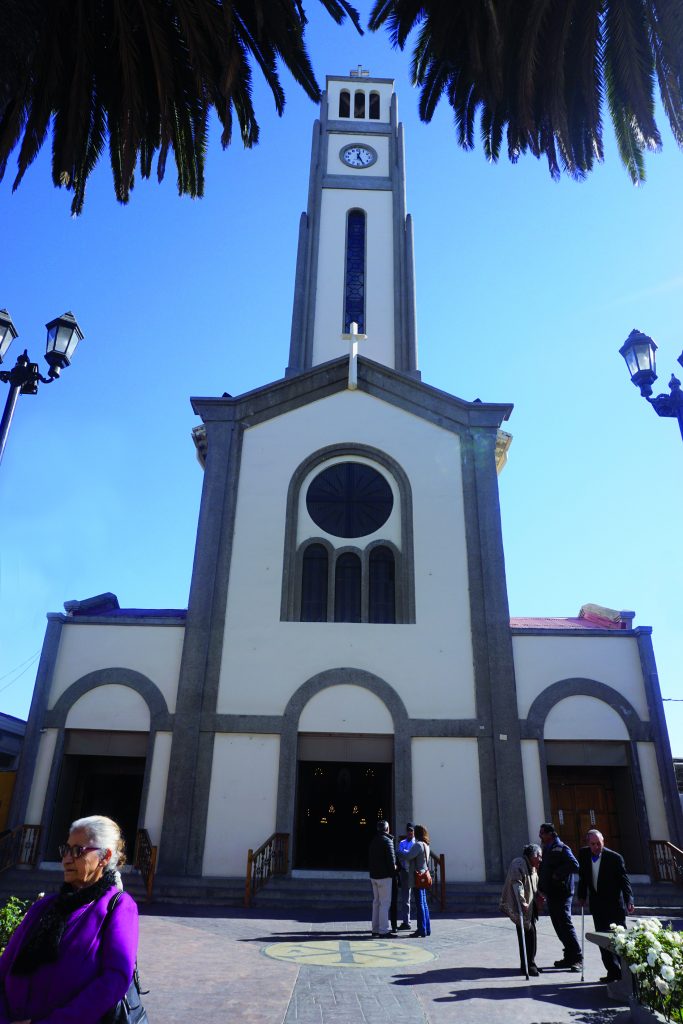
left=402, top=824, right=432, bottom=938
left=0, top=814, right=141, bottom=1024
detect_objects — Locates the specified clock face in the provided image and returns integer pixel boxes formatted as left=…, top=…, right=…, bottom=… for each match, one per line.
left=340, top=144, right=377, bottom=169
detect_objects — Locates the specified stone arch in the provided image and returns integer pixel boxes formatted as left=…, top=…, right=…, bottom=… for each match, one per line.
left=46, top=668, right=172, bottom=730
left=276, top=668, right=412, bottom=851
left=524, top=677, right=649, bottom=742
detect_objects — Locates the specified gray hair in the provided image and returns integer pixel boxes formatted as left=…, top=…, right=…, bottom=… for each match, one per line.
left=523, top=843, right=542, bottom=859
left=70, top=815, right=127, bottom=870
left=586, top=829, right=604, bottom=841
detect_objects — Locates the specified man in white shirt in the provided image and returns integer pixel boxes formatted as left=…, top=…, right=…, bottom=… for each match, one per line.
left=397, top=823, right=416, bottom=930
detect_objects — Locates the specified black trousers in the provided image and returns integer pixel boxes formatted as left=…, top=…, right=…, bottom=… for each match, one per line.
left=548, top=896, right=582, bottom=962
left=515, top=920, right=537, bottom=970
left=592, top=907, right=625, bottom=977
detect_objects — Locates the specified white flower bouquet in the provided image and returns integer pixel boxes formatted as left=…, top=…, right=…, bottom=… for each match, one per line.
left=611, top=919, right=683, bottom=1022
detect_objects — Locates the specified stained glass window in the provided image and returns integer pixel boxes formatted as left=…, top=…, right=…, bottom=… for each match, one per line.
left=335, top=552, right=362, bottom=622
left=369, top=546, right=395, bottom=623
left=301, top=544, right=328, bottom=621
left=306, top=462, right=393, bottom=538
left=344, top=210, right=365, bottom=333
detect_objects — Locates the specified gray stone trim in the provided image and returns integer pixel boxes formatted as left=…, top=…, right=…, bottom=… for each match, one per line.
left=43, top=615, right=187, bottom=627
left=635, top=630, right=683, bottom=845
left=39, top=727, right=66, bottom=862
left=159, top=415, right=245, bottom=875
left=522, top=678, right=651, bottom=742
left=460, top=428, right=528, bottom=880
left=192, top=357, right=512, bottom=435
left=409, top=720, right=482, bottom=737
left=275, top=668, right=412, bottom=863
left=322, top=175, right=392, bottom=191
left=511, top=627, right=636, bottom=638
left=44, top=668, right=172, bottom=730
left=280, top=443, right=415, bottom=624
left=9, top=615, right=64, bottom=827
left=404, top=214, right=419, bottom=377
left=287, top=211, right=310, bottom=375
left=326, top=76, right=395, bottom=87
left=206, top=714, right=284, bottom=733
left=326, top=121, right=393, bottom=136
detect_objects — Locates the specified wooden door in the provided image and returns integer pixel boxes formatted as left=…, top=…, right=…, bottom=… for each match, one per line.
left=548, top=767, right=621, bottom=855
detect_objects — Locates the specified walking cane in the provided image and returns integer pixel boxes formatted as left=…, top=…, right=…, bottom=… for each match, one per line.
left=580, top=903, right=585, bottom=983
left=514, top=889, right=530, bottom=981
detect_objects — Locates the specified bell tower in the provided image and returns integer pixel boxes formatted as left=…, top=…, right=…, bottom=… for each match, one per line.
left=287, top=70, right=419, bottom=378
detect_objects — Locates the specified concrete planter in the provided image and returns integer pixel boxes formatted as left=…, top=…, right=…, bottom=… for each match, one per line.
left=628, top=995, right=667, bottom=1024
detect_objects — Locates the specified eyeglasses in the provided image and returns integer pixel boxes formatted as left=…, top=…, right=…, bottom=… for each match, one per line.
left=58, top=844, right=100, bottom=860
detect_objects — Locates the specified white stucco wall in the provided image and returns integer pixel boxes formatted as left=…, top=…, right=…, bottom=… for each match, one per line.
left=299, top=685, right=394, bottom=733
left=65, top=684, right=151, bottom=731
left=638, top=742, right=670, bottom=840
left=142, top=731, right=172, bottom=847
left=26, top=729, right=58, bottom=825
left=49, top=623, right=183, bottom=713
left=203, top=734, right=280, bottom=876
left=521, top=740, right=546, bottom=842
left=513, top=635, right=648, bottom=720
left=312, top=189, right=395, bottom=368
left=544, top=696, right=630, bottom=741
left=411, top=737, right=485, bottom=880
left=218, top=390, right=475, bottom=720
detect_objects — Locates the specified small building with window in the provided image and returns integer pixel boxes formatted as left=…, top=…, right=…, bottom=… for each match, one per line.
left=10, top=72, right=682, bottom=887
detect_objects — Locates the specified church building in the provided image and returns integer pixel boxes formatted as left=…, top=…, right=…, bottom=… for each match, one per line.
left=10, top=72, right=682, bottom=887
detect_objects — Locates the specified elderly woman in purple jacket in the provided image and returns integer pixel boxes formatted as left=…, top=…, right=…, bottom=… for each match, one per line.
left=0, top=815, right=138, bottom=1024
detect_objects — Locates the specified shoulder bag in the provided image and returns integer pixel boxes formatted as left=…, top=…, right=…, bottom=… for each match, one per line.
left=101, top=892, right=149, bottom=1024
left=413, top=843, right=433, bottom=890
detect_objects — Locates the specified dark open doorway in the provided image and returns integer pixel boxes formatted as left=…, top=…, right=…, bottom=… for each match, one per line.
left=294, top=761, right=392, bottom=870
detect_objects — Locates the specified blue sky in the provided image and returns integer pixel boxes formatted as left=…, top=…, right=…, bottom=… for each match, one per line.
left=1, top=7, right=682, bottom=758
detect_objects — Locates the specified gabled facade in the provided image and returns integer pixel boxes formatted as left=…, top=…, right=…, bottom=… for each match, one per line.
left=10, top=73, right=682, bottom=884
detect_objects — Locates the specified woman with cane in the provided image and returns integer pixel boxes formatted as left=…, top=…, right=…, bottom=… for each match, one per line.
left=500, top=843, right=542, bottom=977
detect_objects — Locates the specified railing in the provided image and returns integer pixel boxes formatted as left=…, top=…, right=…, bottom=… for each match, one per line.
left=0, top=825, right=42, bottom=873
left=133, top=829, right=158, bottom=902
left=649, top=840, right=683, bottom=886
left=245, top=832, right=289, bottom=908
left=428, top=851, right=447, bottom=911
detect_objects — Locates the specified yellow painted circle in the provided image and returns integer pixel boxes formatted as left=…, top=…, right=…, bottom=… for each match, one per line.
left=263, top=938, right=436, bottom=968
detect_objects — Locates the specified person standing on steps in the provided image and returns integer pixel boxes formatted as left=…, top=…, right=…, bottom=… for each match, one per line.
left=537, top=822, right=582, bottom=972
left=397, top=823, right=416, bottom=931
left=368, top=819, right=398, bottom=938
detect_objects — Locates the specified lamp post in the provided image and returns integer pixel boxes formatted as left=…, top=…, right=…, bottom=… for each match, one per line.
left=0, top=310, right=84, bottom=466
left=619, top=329, right=683, bottom=442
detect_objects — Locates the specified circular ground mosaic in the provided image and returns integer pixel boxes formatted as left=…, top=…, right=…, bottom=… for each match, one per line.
left=262, top=938, right=436, bottom=968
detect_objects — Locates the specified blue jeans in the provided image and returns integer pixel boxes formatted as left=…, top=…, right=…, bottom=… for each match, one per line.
left=548, top=896, right=581, bottom=961
left=416, top=887, right=431, bottom=936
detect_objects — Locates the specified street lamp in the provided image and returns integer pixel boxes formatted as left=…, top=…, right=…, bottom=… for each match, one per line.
left=619, top=328, right=683, bottom=442
left=0, top=310, right=84, bottom=466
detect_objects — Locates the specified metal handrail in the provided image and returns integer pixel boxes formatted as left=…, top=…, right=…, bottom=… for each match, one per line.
left=649, top=839, right=683, bottom=886
left=133, top=829, right=158, bottom=901
left=0, top=825, right=42, bottom=873
left=428, top=851, right=447, bottom=911
left=245, top=832, right=289, bottom=908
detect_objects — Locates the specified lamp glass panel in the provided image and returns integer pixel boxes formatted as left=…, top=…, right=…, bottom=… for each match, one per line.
left=0, top=326, right=13, bottom=361
left=47, top=324, right=79, bottom=361
left=634, top=341, right=655, bottom=374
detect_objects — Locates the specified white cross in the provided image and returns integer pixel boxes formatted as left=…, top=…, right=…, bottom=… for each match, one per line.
left=350, top=65, right=369, bottom=78
left=341, top=321, right=367, bottom=390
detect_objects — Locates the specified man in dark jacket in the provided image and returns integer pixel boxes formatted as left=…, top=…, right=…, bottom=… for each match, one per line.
left=368, top=820, right=397, bottom=938
left=537, top=822, right=582, bottom=970
left=578, top=829, right=635, bottom=982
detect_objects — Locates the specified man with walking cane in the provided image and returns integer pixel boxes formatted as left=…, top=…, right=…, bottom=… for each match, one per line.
left=500, top=843, right=542, bottom=977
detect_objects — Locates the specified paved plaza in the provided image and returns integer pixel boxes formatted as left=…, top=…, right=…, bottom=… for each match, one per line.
left=136, top=904, right=671, bottom=1023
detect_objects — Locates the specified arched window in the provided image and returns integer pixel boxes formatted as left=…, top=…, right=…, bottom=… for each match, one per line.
left=369, top=92, right=380, bottom=120
left=335, top=553, right=362, bottom=622
left=301, top=544, right=329, bottom=622
left=354, top=91, right=365, bottom=118
left=369, top=546, right=396, bottom=623
left=344, top=210, right=366, bottom=333
left=339, top=90, right=350, bottom=118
